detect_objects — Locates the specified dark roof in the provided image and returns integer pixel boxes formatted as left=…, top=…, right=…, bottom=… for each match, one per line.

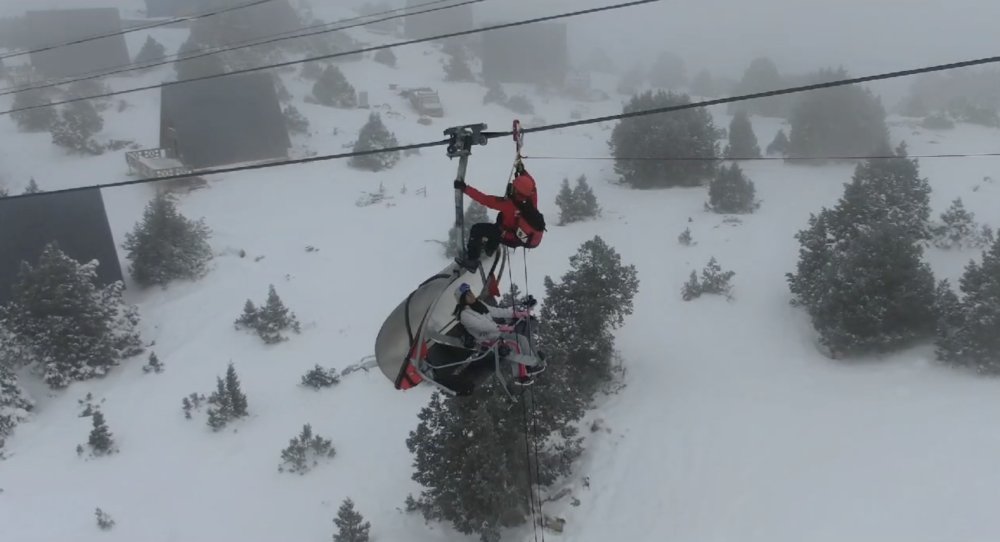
left=0, top=188, right=123, bottom=305
left=481, top=23, right=568, bottom=86
left=404, top=0, right=473, bottom=39
left=25, top=8, right=131, bottom=80
left=160, top=73, right=291, bottom=169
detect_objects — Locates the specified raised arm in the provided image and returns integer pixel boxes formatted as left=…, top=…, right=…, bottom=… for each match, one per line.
left=464, top=185, right=507, bottom=212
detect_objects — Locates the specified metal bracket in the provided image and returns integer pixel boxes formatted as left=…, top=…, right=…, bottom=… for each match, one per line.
left=443, top=123, right=489, bottom=159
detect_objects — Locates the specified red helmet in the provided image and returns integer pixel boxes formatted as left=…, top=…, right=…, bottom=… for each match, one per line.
left=511, top=173, right=536, bottom=200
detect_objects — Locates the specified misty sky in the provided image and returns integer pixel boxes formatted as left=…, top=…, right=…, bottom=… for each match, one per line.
left=3, top=0, right=998, bottom=101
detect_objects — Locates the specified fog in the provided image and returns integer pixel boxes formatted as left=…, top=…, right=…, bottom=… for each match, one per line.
left=3, top=0, right=998, bottom=103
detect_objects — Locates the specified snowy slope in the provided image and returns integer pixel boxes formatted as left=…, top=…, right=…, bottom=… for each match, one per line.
left=3, top=6, right=1000, bottom=542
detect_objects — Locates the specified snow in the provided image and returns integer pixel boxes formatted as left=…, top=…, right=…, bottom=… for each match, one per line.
left=3, top=6, right=1000, bottom=542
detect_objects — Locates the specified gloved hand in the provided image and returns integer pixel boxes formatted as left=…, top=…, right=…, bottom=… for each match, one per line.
left=454, top=179, right=466, bottom=190
left=523, top=295, right=537, bottom=308
left=513, top=310, right=530, bottom=319
left=498, top=324, right=514, bottom=333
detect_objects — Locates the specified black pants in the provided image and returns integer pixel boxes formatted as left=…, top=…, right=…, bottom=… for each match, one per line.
left=466, top=222, right=501, bottom=260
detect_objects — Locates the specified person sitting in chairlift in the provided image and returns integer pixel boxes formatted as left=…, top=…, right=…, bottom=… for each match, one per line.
left=452, top=282, right=541, bottom=383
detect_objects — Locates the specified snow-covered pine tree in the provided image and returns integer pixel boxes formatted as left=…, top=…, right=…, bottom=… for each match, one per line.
left=407, top=388, right=538, bottom=542
left=730, top=57, right=787, bottom=117
left=235, top=300, right=259, bottom=330
left=123, top=192, right=213, bottom=287
left=446, top=200, right=488, bottom=258
left=333, top=497, right=371, bottom=542
left=724, top=110, right=761, bottom=159
left=535, top=236, right=639, bottom=428
left=1, top=243, right=142, bottom=389
left=142, top=351, right=164, bottom=373
left=87, top=410, right=115, bottom=455
left=373, top=47, right=396, bottom=67
left=312, top=65, right=357, bottom=107
left=787, top=151, right=936, bottom=357
left=50, top=100, right=105, bottom=155
left=610, top=90, right=720, bottom=188
left=706, top=163, right=759, bottom=214
left=134, top=35, right=166, bottom=66
left=283, top=105, right=310, bottom=135
left=932, top=198, right=990, bottom=249
left=681, top=270, right=702, bottom=301
left=766, top=129, right=789, bottom=156
left=256, top=285, right=301, bottom=344
left=300, top=364, right=340, bottom=389
left=483, top=81, right=507, bottom=105
left=11, top=89, right=57, bottom=132
left=0, top=363, right=33, bottom=447
left=278, top=423, right=335, bottom=474
left=699, top=257, right=736, bottom=296
left=349, top=113, right=400, bottom=171
left=935, top=232, right=1000, bottom=372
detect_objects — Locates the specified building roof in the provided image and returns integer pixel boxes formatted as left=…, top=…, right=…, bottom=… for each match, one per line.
left=25, top=8, right=131, bottom=80
left=0, top=188, right=123, bottom=305
left=160, top=72, right=291, bottom=169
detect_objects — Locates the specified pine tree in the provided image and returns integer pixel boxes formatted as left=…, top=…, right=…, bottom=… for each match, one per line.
left=283, top=105, right=310, bottom=135
left=206, top=376, right=232, bottom=431
left=349, top=113, right=400, bottom=171
left=279, top=423, right=336, bottom=474
left=766, top=129, right=789, bottom=156
left=313, top=65, right=357, bottom=107
left=1, top=243, right=142, bottom=389
left=142, top=351, right=164, bottom=373
left=678, top=227, right=694, bottom=246
left=258, top=285, right=301, bottom=344
left=787, top=151, right=936, bottom=357
left=11, top=89, right=57, bottom=132
left=730, top=57, right=786, bottom=117
left=706, top=163, right=759, bottom=214
left=225, top=362, right=248, bottom=417
left=787, top=68, right=890, bottom=159
left=724, top=111, right=761, bottom=159
left=88, top=410, right=114, bottom=455
left=554, top=178, right=574, bottom=225
left=935, top=232, right=1000, bottom=372
left=22, top=178, right=40, bottom=194
left=535, top=237, right=639, bottom=426
left=610, top=90, right=720, bottom=188
left=681, top=270, right=702, bottom=301
left=123, top=192, right=213, bottom=287
left=134, top=35, right=166, bottom=65
left=301, top=365, right=340, bottom=389
left=333, top=498, right=371, bottom=542
left=483, top=81, right=507, bottom=105
left=373, top=47, right=396, bottom=67
left=95, top=508, right=115, bottom=530
left=50, top=101, right=104, bottom=155
left=932, top=198, right=990, bottom=249
left=446, top=201, right=488, bottom=258
left=0, top=363, right=33, bottom=446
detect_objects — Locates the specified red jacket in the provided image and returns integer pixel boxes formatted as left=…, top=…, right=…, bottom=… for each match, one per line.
left=464, top=185, right=545, bottom=248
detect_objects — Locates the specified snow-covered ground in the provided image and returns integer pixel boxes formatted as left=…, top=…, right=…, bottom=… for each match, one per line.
left=3, top=4, right=1000, bottom=542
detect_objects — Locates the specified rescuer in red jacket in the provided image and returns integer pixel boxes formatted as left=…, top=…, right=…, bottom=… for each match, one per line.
left=454, top=171, right=546, bottom=271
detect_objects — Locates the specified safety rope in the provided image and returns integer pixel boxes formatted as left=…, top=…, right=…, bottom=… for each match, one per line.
left=520, top=386, right=540, bottom=542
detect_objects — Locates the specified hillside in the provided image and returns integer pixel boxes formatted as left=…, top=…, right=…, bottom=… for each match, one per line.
left=3, top=3, right=1000, bottom=542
